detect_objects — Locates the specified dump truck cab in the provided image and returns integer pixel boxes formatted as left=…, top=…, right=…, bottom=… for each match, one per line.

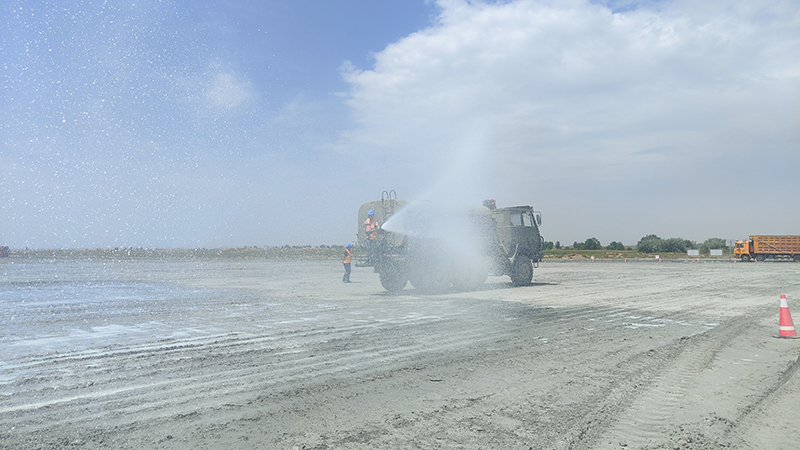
left=733, top=240, right=753, bottom=261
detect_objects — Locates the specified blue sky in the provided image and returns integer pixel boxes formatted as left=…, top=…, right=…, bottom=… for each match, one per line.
left=2, top=0, right=798, bottom=249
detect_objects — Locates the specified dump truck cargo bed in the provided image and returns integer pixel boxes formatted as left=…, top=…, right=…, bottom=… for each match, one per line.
left=751, top=235, right=800, bottom=254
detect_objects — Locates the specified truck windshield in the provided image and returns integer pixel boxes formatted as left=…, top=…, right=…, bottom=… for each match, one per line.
left=510, top=212, right=533, bottom=227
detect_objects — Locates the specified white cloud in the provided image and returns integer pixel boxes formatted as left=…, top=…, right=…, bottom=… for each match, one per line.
left=344, top=0, right=798, bottom=152
left=340, top=0, right=800, bottom=243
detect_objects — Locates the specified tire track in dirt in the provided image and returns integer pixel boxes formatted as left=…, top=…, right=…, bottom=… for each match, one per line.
left=2, top=305, right=523, bottom=434
left=588, top=312, right=762, bottom=449
left=255, top=305, right=722, bottom=450
left=2, top=300, right=716, bottom=447
left=729, top=351, right=800, bottom=449
left=735, top=351, right=800, bottom=421
left=4, top=259, right=798, bottom=449
left=497, top=308, right=722, bottom=450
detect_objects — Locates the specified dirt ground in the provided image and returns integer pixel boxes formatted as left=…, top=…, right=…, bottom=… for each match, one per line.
left=2, top=258, right=799, bottom=449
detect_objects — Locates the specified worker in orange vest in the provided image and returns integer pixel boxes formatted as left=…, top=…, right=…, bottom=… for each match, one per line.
left=364, top=210, right=379, bottom=239
left=364, top=210, right=380, bottom=264
left=342, top=243, right=352, bottom=282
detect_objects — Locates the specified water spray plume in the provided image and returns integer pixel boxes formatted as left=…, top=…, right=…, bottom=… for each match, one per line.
left=384, top=120, right=493, bottom=234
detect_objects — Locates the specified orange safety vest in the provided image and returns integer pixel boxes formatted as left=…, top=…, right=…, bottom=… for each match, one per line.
left=343, top=248, right=352, bottom=264
left=364, top=218, right=378, bottom=240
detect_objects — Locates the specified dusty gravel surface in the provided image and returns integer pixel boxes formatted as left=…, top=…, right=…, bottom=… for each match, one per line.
left=2, top=258, right=799, bottom=449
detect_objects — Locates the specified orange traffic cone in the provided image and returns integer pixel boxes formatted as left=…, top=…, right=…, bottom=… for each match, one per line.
left=776, top=294, right=798, bottom=339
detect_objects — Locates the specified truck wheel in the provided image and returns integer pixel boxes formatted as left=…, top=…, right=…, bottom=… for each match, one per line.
left=379, top=263, right=407, bottom=292
left=756, top=255, right=765, bottom=262
left=793, top=255, right=800, bottom=262
left=741, top=255, right=750, bottom=262
left=452, top=270, right=488, bottom=291
left=510, top=257, right=533, bottom=286
left=429, top=268, right=452, bottom=293
left=410, top=267, right=451, bottom=294
left=408, top=274, right=429, bottom=292
left=452, top=262, right=488, bottom=291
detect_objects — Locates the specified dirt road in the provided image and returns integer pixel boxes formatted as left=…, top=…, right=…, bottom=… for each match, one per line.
left=2, top=259, right=799, bottom=449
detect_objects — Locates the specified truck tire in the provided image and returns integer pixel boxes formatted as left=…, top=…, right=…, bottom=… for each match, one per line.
left=510, top=256, right=533, bottom=286
left=793, top=255, right=800, bottom=262
left=451, top=259, right=489, bottom=291
left=378, top=262, right=407, bottom=292
left=410, top=267, right=451, bottom=294
left=741, top=255, right=750, bottom=262
left=452, top=268, right=488, bottom=291
left=429, top=268, right=452, bottom=293
left=408, top=276, right=429, bottom=292
left=756, top=254, right=765, bottom=262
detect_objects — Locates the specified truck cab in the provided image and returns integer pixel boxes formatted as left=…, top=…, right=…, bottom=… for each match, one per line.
left=733, top=240, right=753, bottom=261
left=490, top=206, right=543, bottom=261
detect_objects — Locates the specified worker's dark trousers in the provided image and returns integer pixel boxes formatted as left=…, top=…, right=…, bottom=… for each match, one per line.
left=342, top=263, right=351, bottom=282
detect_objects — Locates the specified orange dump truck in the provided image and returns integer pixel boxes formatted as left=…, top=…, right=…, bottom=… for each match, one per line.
left=733, top=236, right=800, bottom=262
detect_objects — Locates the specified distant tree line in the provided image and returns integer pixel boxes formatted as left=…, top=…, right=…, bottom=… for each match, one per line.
left=541, top=238, right=628, bottom=251
left=635, top=235, right=728, bottom=254
left=541, top=236, right=728, bottom=253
